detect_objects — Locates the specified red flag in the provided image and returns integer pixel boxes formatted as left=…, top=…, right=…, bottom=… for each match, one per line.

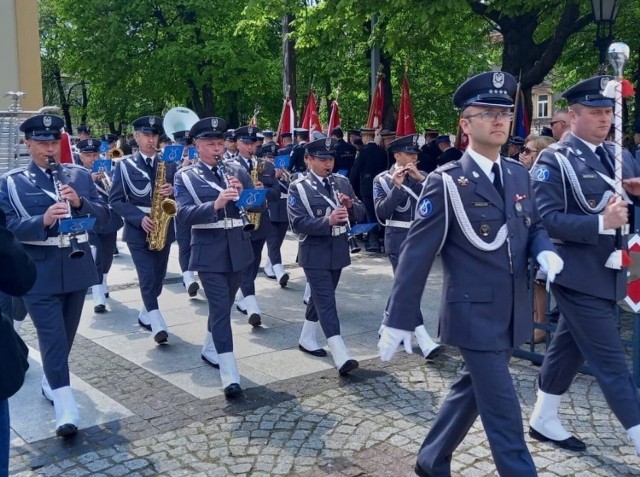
left=395, top=75, right=416, bottom=136
left=327, top=99, right=341, bottom=134
left=276, top=95, right=295, bottom=148
left=367, top=75, right=384, bottom=129
left=59, top=129, right=73, bottom=164
left=301, top=92, right=322, bottom=135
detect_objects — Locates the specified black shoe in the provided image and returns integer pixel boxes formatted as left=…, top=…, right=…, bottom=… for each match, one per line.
left=338, top=359, right=359, bottom=375
left=224, top=383, right=242, bottom=399
left=529, top=426, right=586, bottom=451
left=105, top=292, right=110, bottom=298
left=425, top=345, right=443, bottom=361
left=248, top=313, right=262, bottom=327
left=56, top=423, right=78, bottom=438
left=154, top=330, right=168, bottom=344
left=236, top=304, right=247, bottom=315
left=547, top=306, right=560, bottom=324
left=414, top=463, right=432, bottom=477
left=113, top=248, right=119, bottom=256
left=298, top=344, right=327, bottom=357
left=303, top=299, right=309, bottom=305
left=201, top=354, right=220, bottom=369
left=138, top=319, right=152, bottom=331
left=187, top=281, right=199, bottom=297
left=94, top=304, right=107, bottom=314
left=279, top=273, right=289, bottom=288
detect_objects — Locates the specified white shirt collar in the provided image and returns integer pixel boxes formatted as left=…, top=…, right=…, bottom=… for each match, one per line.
left=574, top=135, right=602, bottom=153
left=466, top=147, right=501, bottom=181
left=310, top=170, right=329, bottom=184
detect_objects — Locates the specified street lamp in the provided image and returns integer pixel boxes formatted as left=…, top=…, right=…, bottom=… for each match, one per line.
left=590, top=0, right=620, bottom=73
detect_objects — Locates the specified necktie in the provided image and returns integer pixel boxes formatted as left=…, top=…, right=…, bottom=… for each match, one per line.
left=45, top=169, right=54, bottom=183
left=145, top=157, right=153, bottom=169
left=491, top=162, right=504, bottom=199
left=596, top=146, right=615, bottom=178
left=323, top=177, right=333, bottom=196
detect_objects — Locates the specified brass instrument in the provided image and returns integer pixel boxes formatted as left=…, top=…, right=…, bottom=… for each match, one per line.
left=248, top=157, right=263, bottom=230
left=108, top=148, right=124, bottom=159
left=329, top=175, right=360, bottom=254
left=147, top=156, right=177, bottom=251
left=47, top=157, right=85, bottom=259
left=217, top=159, right=255, bottom=232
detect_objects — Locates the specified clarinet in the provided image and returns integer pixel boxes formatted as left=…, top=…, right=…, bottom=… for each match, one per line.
left=47, top=157, right=85, bottom=259
left=216, top=158, right=255, bottom=232
left=329, top=175, right=360, bottom=253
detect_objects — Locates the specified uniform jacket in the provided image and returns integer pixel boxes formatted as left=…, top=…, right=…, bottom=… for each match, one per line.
left=287, top=173, right=365, bottom=270
left=373, top=165, right=427, bottom=256
left=333, top=139, right=357, bottom=176
left=385, top=152, right=554, bottom=350
left=235, top=155, right=278, bottom=241
left=174, top=160, right=254, bottom=273
left=109, top=152, right=177, bottom=245
left=91, top=171, right=124, bottom=235
left=349, top=142, right=388, bottom=198
left=531, top=132, right=640, bottom=300
left=290, top=143, right=307, bottom=173
left=268, top=173, right=290, bottom=223
left=0, top=161, right=109, bottom=294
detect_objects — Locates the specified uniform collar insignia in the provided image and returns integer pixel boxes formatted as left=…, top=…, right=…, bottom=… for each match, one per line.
left=457, top=176, right=469, bottom=186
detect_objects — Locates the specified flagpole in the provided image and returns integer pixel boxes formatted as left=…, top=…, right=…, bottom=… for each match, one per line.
left=510, top=71, right=522, bottom=138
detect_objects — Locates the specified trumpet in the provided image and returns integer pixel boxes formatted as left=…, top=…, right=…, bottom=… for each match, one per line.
left=47, top=157, right=85, bottom=259
left=328, top=175, right=360, bottom=253
left=97, top=167, right=112, bottom=192
left=217, top=158, right=255, bottom=232
left=108, top=148, right=124, bottom=159
left=276, top=167, right=291, bottom=182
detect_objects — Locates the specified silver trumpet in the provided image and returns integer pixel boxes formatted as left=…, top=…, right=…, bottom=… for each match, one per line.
left=97, top=167, right=112, bottom=192
left=216, top=158, right=255, bottom=232
left=329, top=175, right=360, bottom=254
left=47, top=157, right=85, bottom=259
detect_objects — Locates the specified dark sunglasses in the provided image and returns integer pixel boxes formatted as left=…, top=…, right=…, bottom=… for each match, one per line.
left=522, top=147, right=538, bottom=155
left=549, top=120, right=565, bottom=127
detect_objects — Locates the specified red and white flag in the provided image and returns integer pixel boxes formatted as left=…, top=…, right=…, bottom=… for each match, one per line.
left=59, top=129, right=74, bottom=164
left=276, top=95, right=295, bottom=148
left=301, top=91, right=322, bottom=135
left=327, top=99, right=341, bottom=134
left=367, top=75, right=384, bottom=129
left=395, top=75, right=416, bottom=136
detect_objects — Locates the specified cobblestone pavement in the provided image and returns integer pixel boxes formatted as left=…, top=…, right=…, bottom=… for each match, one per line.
left=8, top=238, right=640, bottom=476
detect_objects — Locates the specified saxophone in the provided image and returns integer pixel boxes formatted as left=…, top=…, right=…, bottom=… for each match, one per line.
left=248, top=157, right=263, bottom=230
left=147, top=158, right=177, bottom=251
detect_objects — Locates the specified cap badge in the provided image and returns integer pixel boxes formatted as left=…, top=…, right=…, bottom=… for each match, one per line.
left=492, top=72, right=505, bottom=89
left=412, top=135, right=418, bottom=146
left=43, top=115, right=52, bottom=128
left=211, top=118, right=218, bottom=128
left=248, top=127, right=254, bottom=134
left=325, top=137, right=332, bottom=150
left=88, top=139, right=94, bottom=146
left=600, top=76, right=610, bottom=91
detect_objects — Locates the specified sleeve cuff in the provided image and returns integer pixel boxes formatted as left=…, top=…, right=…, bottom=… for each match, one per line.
left=598, top=215, right=616, bottom=235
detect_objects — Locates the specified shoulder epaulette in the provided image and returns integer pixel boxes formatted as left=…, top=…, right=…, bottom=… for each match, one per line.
left=503, top=156, right=526, bottom=168
left=1, top=166, right=27, bottom=179
left=291, top=175, right=306, bottom=185
left=435, top=161, right=460, bottom=173
left=64, top=163, right=84, bottom=169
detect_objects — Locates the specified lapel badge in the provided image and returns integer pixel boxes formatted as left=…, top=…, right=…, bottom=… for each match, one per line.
left=472, top=171, right=480, bottom=179
left=479, top=223, right=491, bottom=237
left=506, top=167, right=512, bottom=175
left=457, top=176, right=469, bottom=186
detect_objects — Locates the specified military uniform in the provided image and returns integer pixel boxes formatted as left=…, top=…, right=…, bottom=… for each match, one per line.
left=232, top=126, right=276, bottom=326
left=289, top=128, right=309, bottom=173
left=75, top=138, right=124, bottom=313
left=381, top=72, right=558, bottom=477
left=0, top=114, right=109, bottom=437
left=109, top=116, right=177, bottom=344
left=175, top=116, right=253, bottom=398
left=288, top=138, right=366, bottom=374
left=529, top=76, right=640, bottom=455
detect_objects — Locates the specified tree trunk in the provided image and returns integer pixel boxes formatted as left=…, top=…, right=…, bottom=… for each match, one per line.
left=380, top=51, right=396, bottom=131
left=52, top=65, right=72, bottom=132
left=283, top=13, right=297, bottom=123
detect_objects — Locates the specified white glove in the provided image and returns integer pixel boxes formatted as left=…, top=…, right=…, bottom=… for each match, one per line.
left=536, top=250, right=564, bottom=289
left=378, top=326, right=413, bottom=362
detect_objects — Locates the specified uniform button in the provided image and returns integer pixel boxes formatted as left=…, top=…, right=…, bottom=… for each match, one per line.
left=464, top=293, right=469, bottom=299
left=510, top=233, right=515, bottom=238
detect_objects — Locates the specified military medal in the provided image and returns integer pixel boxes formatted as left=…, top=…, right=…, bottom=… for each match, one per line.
left=457, top=176, right=469, bottom=186
left=479, top=224, right=491, bottom=237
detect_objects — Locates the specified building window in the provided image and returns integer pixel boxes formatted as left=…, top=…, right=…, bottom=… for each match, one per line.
left=537, top=94, right=549, bottom=118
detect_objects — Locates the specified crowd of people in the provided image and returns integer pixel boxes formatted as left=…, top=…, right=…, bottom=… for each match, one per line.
left=1, top=69, right=640, bottom=477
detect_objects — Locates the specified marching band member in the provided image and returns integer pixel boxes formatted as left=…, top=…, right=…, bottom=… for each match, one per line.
left=233, top=126, right=276, bottom=327
left=174, top=117, right=254, bottom=398
left=289, top=128, right=309, bottom=173
left=0, top=114, right=109, bottom=437
left=173, top=130, right=200, bottom=297
left=109, top=116, right=177, bottom=344
left=378, top=72, right=562, bottom=477
left=373, top=134, right=442, bottom=360
left=223, top=129, right=238, bottom=161
left=262, top=143, right=290, bottom=287
left=76, top=138, right=124, bottom=313
left=287, top=137, right=366, bottom=374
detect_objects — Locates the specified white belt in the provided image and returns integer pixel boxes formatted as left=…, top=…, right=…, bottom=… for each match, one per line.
left=385, top=219, right=412, bottom=229
left=193, top=218, right=245, bottom=230
left=136, top=206, right=151, bottom=213
left=280, top=192, right=289, bottom=199
left=23, top=233, right=89, bottom=248
left=331, top=225, right=347, bottom=237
